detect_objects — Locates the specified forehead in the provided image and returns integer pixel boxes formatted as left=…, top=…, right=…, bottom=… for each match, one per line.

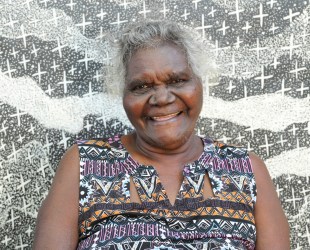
left=125, top=43, right=191, bottom=81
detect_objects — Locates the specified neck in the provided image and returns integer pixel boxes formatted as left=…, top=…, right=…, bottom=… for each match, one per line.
left=122, top=132, right=204, bottom=168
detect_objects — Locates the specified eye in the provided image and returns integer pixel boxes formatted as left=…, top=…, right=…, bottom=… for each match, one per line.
left=134, top=84, right=148, bottom=89
left=169, top=79, right=186, bottom=86
left=131, top=83, right=151, bottom=93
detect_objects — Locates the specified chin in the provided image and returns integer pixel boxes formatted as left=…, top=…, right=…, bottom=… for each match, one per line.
left=148, top=130, right=194, bottom=150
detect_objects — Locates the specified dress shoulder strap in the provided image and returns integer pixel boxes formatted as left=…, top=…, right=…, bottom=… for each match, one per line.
left=208, top=140, right=253, bottom=174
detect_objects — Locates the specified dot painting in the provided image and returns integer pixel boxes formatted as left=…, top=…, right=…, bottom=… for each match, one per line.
left=0, top=0, right=309, bottom=249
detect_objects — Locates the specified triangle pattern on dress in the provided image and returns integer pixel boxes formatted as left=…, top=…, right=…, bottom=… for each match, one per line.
left=138, top=175, right=157, bottom=198
left=230, top=176, right=246, bottom=190
left=185, top=174, right=204, bottom=194
left=92, top=177, right=115, bottom=195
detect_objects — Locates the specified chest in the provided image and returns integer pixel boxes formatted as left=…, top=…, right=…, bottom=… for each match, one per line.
left=129, top=168, right=215, bottom=205
left=77, top=138, right=257, bottom=249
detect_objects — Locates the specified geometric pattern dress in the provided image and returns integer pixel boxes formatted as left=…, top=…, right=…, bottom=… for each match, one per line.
left=77, top=135, right=257, bottom=250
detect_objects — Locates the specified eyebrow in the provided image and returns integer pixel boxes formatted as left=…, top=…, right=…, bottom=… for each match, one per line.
left=125, top=78, right=151, bottom=88
left=167, top=72, right=186, bottom=79
left=165, top=71, right=191, bottom=81
left=126, top=69, right=191, bottom=86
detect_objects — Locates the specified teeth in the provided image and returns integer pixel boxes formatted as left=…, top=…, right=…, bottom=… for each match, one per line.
left=151, top=112, right=180, bottom=121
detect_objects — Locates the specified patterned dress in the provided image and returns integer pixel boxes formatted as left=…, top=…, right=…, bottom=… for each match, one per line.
left=77, top=135, right=257, bottom=250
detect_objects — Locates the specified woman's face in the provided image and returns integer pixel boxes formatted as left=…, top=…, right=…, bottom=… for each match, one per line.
left=123, top=43, right=203, bottom=150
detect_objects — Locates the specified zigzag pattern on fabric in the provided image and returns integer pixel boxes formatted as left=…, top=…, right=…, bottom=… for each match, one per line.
left=76, top=135, right=257, bottom=250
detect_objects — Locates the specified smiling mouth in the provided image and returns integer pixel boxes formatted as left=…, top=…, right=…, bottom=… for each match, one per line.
left=150, top=111, right=182, bottom=122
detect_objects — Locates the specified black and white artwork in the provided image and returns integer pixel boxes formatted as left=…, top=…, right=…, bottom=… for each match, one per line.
left=0, top=0, right=309, bottom=249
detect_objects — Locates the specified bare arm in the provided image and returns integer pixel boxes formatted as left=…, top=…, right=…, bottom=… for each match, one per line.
left=33, top=145, right=80, bottom=250
left=250, top=152, right=290, bottom=250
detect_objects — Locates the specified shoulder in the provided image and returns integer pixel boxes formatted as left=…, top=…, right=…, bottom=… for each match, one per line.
left=76, top=136, right=123, bottom=152
left=212, top=140, right=248, bottom=158
left=59, top=137, right=120, bottom=168
left=49, top=143, right=80, bottom=193
left=213, top=143, right=270, bottom=177
left=209, top=140, right=249, bottom=167
left=248, top=151, right=271, bottom=180
left=61, top=143, right=80, bottom=165
left=247, top=152, right=273, bottom=195
left=77, top=136, right=127, bottom=162
left=76, top=138, right=112, bottom=147
left=204, top=140, right=253, bottom=173
left=76, top=138, right=113, bottom=157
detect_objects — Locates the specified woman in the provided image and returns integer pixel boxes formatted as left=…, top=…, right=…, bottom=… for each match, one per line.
left=34, top=20, right=290, bottom=249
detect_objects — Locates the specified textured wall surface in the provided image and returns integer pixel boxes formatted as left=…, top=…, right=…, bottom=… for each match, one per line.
left=0, top=0, right=309, bottom=249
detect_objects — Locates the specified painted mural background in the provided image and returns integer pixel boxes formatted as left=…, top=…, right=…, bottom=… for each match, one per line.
left=0, top=0, right=309, bottom=249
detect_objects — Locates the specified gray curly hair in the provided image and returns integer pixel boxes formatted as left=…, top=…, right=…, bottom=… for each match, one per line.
left=104, top=20, right=215, bottom=96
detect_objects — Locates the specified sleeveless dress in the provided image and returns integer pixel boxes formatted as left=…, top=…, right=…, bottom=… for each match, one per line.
left=77, top=135, right=257, bottom=250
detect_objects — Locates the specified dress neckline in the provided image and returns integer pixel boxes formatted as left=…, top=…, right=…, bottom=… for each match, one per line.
left=115, top=134, right=214, bottom=176
left=114, top=135, right=216, bottom=207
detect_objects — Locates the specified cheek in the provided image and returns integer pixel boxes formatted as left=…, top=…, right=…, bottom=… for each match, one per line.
left=123, top=95, right=145, bottom=121
left=187, top=91, right=203, bottom=118
left=194, top=81, right=203, bottom=102
left=184, top=84, right=203, bottom=108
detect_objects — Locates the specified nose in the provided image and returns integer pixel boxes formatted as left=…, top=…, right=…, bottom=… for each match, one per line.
left=149, top=85, right=175, bottom=106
